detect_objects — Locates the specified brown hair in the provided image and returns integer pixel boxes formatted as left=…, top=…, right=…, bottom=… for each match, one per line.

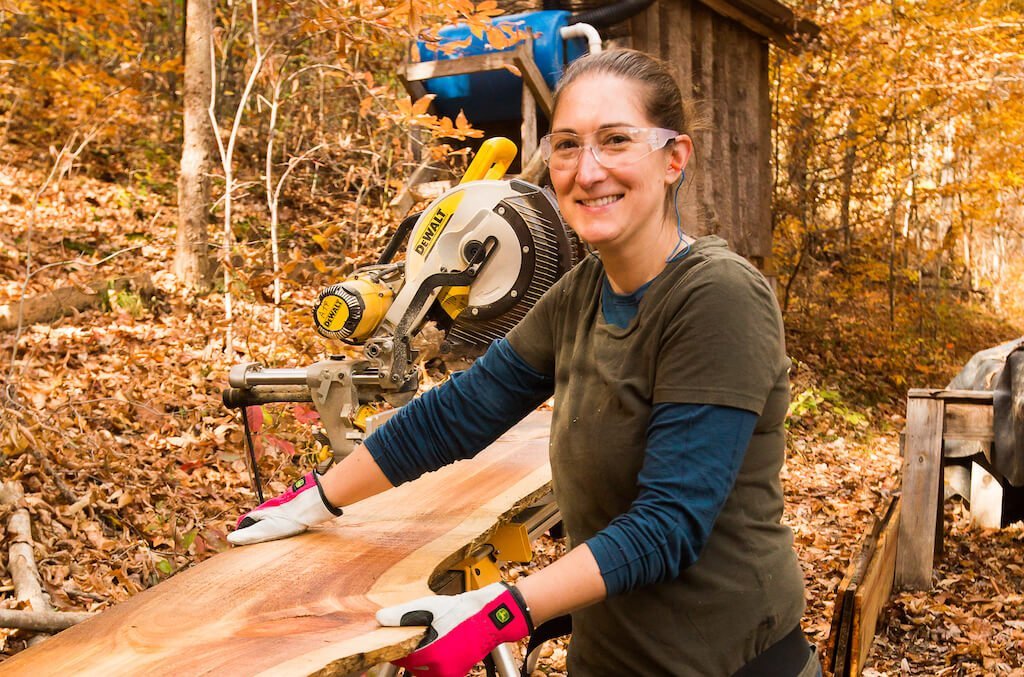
left=551, top=49, right=694, bottom=135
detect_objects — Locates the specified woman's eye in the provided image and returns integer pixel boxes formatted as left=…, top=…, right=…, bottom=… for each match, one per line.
left=602, top=134, right=632, bottom=147
left=553, top=138, right=580, bottom=151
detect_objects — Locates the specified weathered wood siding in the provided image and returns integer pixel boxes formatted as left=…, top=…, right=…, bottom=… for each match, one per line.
left=631, top=1, right=773, bottom=272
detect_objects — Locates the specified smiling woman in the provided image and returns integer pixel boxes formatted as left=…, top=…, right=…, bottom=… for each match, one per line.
left=545, top=68, right=691, bottom=292
left=226, top=49, right=820, bottom=677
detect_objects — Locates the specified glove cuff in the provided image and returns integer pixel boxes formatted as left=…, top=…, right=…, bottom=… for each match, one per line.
left=502, top=583, right=534, bottom=634
left=311, top=470, right=344, bottom=517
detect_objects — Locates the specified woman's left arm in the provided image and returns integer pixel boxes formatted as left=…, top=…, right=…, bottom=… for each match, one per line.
left=376, top=403, right=756, bottom=676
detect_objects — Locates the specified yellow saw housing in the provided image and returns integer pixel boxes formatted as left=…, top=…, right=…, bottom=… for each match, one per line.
left=312, top=137, right=581, bottom=352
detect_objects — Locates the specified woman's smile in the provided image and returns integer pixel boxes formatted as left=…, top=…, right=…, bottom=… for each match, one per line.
left=578, top=194, right=623, bottom=209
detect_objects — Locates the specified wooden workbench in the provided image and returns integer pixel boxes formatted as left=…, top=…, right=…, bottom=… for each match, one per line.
left=0, top=411, right=553, bottom=676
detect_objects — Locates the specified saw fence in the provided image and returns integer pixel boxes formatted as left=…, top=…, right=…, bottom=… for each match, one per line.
left=0, top=412, right=554, bottom=676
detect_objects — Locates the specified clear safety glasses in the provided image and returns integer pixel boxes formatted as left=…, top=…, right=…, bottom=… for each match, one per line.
left=539, top=127, right=679, bottom=171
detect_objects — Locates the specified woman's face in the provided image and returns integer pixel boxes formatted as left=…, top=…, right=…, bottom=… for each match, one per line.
left=548, top=73, right=690, bottom=253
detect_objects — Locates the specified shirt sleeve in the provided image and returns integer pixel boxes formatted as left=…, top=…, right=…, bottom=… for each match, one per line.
left=364, top=338, right=554, bottom=486
left=585, top=402, right=757, bottom=596
left=653, top=257, right=787, bottom=414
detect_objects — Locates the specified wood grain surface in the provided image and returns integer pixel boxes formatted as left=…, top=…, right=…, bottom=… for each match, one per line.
left=0, top=411, right=553, bottom=677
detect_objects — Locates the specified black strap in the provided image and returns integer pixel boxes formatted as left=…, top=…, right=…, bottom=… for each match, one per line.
left=483, top=653, right=498, bottom=677
left=732, top=625, right=811, bottom=677
left=520, top=614, right=573, bottom=677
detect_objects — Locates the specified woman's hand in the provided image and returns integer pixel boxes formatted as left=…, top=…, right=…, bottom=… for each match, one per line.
left=376, top=582, right=533, bottom=677
left=227, top=471, right=343, bottom=545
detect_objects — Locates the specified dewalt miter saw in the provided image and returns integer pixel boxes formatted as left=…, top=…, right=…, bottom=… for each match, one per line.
left=222, top=138, right=582, bottom=501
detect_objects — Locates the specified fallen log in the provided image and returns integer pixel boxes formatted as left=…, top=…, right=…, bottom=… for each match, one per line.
left=5, top=481, right=58, bottom=646
left=0, top=274, right=155, bottom=331
left=0, top=410, right=554, bottom=675
left=0, top=610, right=95, bottom=633
left=7, top=510, right=50, bottom=615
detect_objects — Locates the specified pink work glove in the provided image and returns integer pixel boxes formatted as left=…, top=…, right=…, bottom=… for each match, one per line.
left=376, top=582, right=533, bottom=677
left=227, top=471, right=342, bottom=546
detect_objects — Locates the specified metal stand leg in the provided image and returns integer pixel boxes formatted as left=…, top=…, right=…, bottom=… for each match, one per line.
left=490, top=642, right=520, bottom=677
left=524, top=646, right=541, bottom=675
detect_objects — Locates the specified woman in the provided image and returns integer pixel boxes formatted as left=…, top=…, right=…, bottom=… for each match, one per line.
left=229, top=49, right=819, bottom=677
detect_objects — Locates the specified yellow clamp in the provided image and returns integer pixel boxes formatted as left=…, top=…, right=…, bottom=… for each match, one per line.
left=454, top=523, right=533, bottom=591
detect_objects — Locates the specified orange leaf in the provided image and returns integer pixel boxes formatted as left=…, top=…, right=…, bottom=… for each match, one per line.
left=411, top=94, right=436, bottom=117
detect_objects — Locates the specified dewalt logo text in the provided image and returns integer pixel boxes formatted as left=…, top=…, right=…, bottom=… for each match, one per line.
left=412, top=192, right=463, bottom=259
left=415, top=208, right=448, bottom=255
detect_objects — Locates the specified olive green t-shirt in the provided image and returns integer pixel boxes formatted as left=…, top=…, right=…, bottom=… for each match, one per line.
left=506, top=236, right=806, bottom=675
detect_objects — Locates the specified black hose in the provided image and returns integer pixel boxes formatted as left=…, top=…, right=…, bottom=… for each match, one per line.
left=568, top=0, right=656, bottom=28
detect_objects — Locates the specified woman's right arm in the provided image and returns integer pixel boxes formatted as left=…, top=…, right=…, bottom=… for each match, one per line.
left=228, top=338, right=554, bottom=545
left=362, top=338, right=554, bottom=485
left=318, top=442, right=395, bottom=507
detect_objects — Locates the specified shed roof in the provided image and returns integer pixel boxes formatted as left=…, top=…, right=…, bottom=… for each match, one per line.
left=695, top=0, right=820, bottom=46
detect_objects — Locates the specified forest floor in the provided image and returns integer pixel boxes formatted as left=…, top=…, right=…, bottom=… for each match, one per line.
left=1, top=161, right=1023, bottom=675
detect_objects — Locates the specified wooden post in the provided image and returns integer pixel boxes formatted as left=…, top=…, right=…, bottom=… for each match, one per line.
left=519, top=37, right=538, bottom=166
left=895, top=394, right=944, bottom=590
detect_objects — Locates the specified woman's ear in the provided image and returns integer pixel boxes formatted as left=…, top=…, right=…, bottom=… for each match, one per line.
left=666, top=135, right=693, bottom=184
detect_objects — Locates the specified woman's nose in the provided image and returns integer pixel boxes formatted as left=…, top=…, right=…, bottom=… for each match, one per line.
left=574, top=145, right=607, bottom=186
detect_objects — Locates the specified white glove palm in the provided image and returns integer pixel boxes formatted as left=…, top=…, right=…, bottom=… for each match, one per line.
left=228, top=471, right=342, bottom=546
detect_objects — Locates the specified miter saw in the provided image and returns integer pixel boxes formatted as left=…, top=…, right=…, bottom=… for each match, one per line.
left=222, top=138, right=582, bottom=501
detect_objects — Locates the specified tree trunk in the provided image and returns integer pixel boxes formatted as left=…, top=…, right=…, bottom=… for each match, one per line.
left=174, top=0, right=214, bottom=290
left=839, top=107, right=860, bottom=253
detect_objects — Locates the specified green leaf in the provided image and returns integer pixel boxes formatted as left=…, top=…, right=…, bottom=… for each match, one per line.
left=156, top=559, right=173, bottom=575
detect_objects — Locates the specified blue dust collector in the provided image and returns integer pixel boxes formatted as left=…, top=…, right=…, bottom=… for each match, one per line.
left=416, top=10, right=591, bottom=122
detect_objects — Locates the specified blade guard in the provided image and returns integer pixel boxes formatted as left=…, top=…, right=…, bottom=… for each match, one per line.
left=441, top=137, right=517, bottom=315
left=400, top=138, right=520, bottom=324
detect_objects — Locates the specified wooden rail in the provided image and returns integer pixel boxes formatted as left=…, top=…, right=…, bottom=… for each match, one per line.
left=828, top=497, right=900, bottom=677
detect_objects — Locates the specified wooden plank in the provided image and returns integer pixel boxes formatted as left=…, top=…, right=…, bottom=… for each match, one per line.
left=520, top=84, right=537, bottom=166
left=694, top=0, right=820, bottom=46
left=943, top=401, right=995, bottom=445
left=515, top=37, right=540, bottom=164
left=826, top=505, right=884, bottom=675
left=400, top=42, right=551, bottom=120
left=907, top=388, right=994, bottom=403
left=695, top=0, right=788, bottom=45
left=0, top=412, right=554, bottom=676
left=403, top=51, right=521, bottom=82
left=851, top=498, right=901, bottom=676
left=831, top=587, right=855, bottom=677
left=512, top=43, right=553, bottom=119
left=895, top=396, right=945, bottom=590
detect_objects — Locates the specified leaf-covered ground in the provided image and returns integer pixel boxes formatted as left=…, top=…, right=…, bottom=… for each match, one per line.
left=1, top=164, right=1022, bottom=674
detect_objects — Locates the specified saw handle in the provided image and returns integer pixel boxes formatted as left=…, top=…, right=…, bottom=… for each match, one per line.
left=460, top=137, right=518, bottom=183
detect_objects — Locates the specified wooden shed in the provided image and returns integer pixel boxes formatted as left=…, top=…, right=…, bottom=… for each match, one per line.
left=628, top=0, right=818, bottom=274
